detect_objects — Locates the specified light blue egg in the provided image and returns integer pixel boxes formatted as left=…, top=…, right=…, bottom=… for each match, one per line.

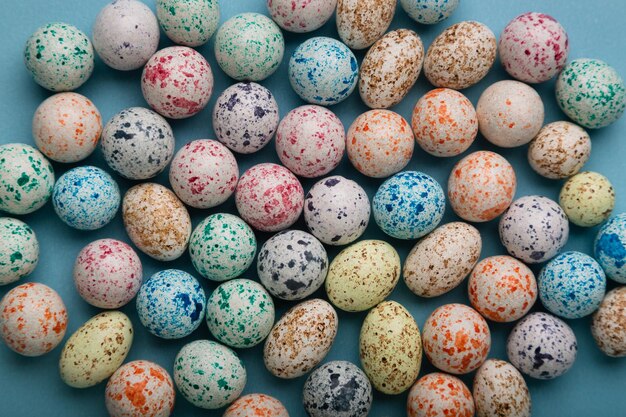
left=595, top=213, right=626, bottom=283
left=400, top=0, right=460, bottom=25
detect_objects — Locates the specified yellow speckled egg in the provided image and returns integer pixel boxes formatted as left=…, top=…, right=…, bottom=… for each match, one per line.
left=559, top=171, right=615, bottom=227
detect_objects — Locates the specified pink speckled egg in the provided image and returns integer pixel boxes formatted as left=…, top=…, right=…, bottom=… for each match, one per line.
left=141, top=46, right=213, bottom=119
left=448, top=151, right=517, bottom=222
left=224, top=393, right=289, bottom=417
left=0, top=282, right=67, bottom=356
left=73, top=239, right=143, bottom=309
left=268, top=0, right=336, bottom=33
left=169, top=139, right=239, bottom=209
left=346, top=109, right=414, bottom=178
left=275, top=105, right=345, bottom=178
left=422, top=303, right=491, bottom=374
left=499, top=12, right=569, bottom=84
left=407, top=373, right=475, bottom=417
left=235, top=163, right=304, bottom=232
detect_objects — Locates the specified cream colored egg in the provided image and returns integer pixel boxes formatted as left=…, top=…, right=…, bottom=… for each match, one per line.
left=559, top=171, right=615, bottom=227
left=473, top=359, right=532, bottom=417
left=336, top=0, right=396, bottom=50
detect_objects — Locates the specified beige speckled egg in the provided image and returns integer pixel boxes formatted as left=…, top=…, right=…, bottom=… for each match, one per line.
left=473, top=359, right=531, bottom=417
left=263, top=299, right=337, bottom=379
left=123, top=183, right=191, bottom=261
left=359, top=301, right=422, bottom=394
left=336, top=0, right=396, bottom=50
left=424, top=21, right=497, bottom=90
left=559, top=171, right=615, bottom=227
left=359, top=29, right=424, bottom=109
left=407, top=372, right=474, bottom=417
left=59, top=311, right=133, bottom=388
left=403, top=222, right=482, bottom=298
left=591, top=286, right=626, bottom=357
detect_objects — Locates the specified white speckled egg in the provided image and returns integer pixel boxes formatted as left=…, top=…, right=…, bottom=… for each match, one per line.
left=473, top=359, right=531, bottom=417
left=559, top=171, right=615, bottom=227
left=407, top=373, right=474, bottom=417
left=224, top=393, right=289, bottom=417
left=401, top=0, right=459, bottom=25
left=0, top=218, right=39, bottom=286
left=336, top=0, right=396, bottom=50
left=157, top=0, right=220, bottom=47
left=591, top=287, right=626, bottom=357
left=268, top=0, right=336, bottom=33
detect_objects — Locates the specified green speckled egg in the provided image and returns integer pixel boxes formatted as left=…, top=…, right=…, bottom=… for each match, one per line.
left=559, top=171, right=615, bottom=227
left=157, top=0, right=220, bottom=47
left=0, top=218, right=39, bottom=285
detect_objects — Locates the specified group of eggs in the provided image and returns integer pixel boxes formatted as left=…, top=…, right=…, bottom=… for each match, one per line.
left=1, top=0, right=626, bottom=416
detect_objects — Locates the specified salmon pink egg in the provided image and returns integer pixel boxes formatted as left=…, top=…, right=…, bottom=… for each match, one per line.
left=407, top=372, right=474, bottom=417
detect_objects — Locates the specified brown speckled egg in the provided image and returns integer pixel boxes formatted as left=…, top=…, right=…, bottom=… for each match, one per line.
left=407, top=372, right=474, bottom=417
left=224, top=393, right=289, bottom=417
left=474, top=359, right=531, bottom=417
left=591, top=287, right=626, bottom=357
left=336, top=0, right=396, bottom=50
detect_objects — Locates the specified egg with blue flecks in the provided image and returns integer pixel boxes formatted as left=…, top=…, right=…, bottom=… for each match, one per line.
left=268, top=0, right=336, bottom=33
left=0, top=218, right=39, bottom=286
left=595, top=213, right=626, bottom=283
left=401, top=0, right=460, bottom=25
left=157, top=0, right=220, bottom=47
left=591, top=287, right=626, bottom=357
left=336, top=0, right=396, bottom=50
left=559, top=171, right=615, bottom=227
left=224, top=393, right=289, bottom=417
left=473, top=359, right=531, bottom=417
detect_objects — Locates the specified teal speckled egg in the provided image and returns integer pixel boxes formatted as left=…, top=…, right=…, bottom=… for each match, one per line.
left=0, top=218, right=39, bottom=286
left=157, top=0, right=220, bottom=47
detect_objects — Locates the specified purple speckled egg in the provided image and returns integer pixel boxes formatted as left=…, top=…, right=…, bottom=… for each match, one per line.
left=268, top=0, right=336, bottom=33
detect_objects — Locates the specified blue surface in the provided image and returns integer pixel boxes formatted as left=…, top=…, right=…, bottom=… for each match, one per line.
left=1, top=1, right=625, bottom=416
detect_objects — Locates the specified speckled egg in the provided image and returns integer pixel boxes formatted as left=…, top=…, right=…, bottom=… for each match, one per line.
left=401, top=0, right=459, bottom=24
left=0, top=283, right=67, bottom=356
left=24, top=22, right=94, bottom=91
left=412, top=88, right=478, bottom=157
left=206, top=279, right=274, bottom=349
left=141, top=46, right=213, bottom=119
left=556, top=58, right=626, bottom=129
left=264, top=299, right=338, bottom=379
left=235, top=163, right=304, bottom=232
left=528, top=121, right=591, bottom=179
left=0, top=218, right=39, bottom=286
left=359, top=29, right=424, bottom=109
left=136, top=269, right=206, bottom=339
left=346, top=110, right=414, bottom=178
left=0, top=143, right=54, bottom=215
left=303, top=361, right=372, bottom=417
left=93, top=0, right=159, bottom=71
left=224, top=394, right=289, bottom=417
left=559, top=171, right=615, bottom=227
left=326, top=240, right=399, bottom=312
left=213, top=82, right=279, bottom=154
left=157, top=0, right=220, bottom=47
left=215, top=13, right=284, bottom=81
left=258, top=230, right=328, bottom=301
left=407, top=373, right=474, bottom=417
left=304, top=175, right=370, bottom=246
left=422, top=303, right=491, bottom=374
left=288, top=37, right=358, bottom=106
left=538, top=251, right=606, bottom=319
left=59, top=311, right=133, bottom=388
left=424, top=21, right=497, bottom=90
left=507, top=312, right=577, bottom=379
left=336, top=0, right=396, bottom=50
left=33, top=92, right=101, bottom=163
left=174, top=340, right=246, bottom=409
left=105, top=360, right=175, bottom=417
left=268, top=0, right=335, bottom=33
left=499, top=195, right=569, bottom=264
left=73, top=238, right=142, bottom=309
left=448, top=151, right=517, bottom=222
left=403, top=222, right=481, bottom=298
left=101, top=107, right=175, bottom=180
left=360, top=301, right=422, bottom=394
left=473, top=359, right=531, bottom=417
left=123, top=183, right=191, bottom=261
left=52, top=166, right=120, bottom=230
left=591, top=287, right=626, bottom=357
left=595, top=213, right=626, bottom=283
left=373, top=171, right=445, bottom=239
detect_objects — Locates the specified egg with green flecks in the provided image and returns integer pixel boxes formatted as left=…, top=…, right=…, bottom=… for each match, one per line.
left=0, top=218, right=39, bottom=286
left=559, top=171, right=615, bottom=227
left=157, top=0, right=220, bottom=47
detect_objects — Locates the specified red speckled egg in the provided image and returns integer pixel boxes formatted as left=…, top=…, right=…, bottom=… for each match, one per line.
left=407, top=372, right=474, bottom=417
left=223, top=393, right=289, bottom=417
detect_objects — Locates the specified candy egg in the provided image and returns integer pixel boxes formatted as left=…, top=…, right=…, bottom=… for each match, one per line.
left=0, top=283, right=67, bottom=356
left=224, top=393, right=289, bottom=417
left=401, top=0, right=459, bottom=24
left=595, top=213, right=626, bottom=283
left=336, top=0, right=396, bottom=50
left=559, top=171, right=615, bottom=227
left=591, top=287, right=626, bottom=357
left=0, top=218, right=39, bottom=286
left=268, top=0, right=336, bottom=33
left=157, top=0, right=220, bottom=47
left=473, top=359, right=531, bottom=417
left=407, top=373, right=474, bottom=417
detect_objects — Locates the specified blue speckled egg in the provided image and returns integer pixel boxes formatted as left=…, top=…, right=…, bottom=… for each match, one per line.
left=136, top=269, right=206, bottom=339
left=52, top=166, right=120, bottom=230
left=373, top=171, right=445, bottom=240
left=595, top=213, right=626, bottom=284
left=538, top=251, right=606, bottom=319
left=400, top=0, right=460, bottom=25
left=289, top=37, right=358, bottom=106
left=303, top=361, right=373, bottom=417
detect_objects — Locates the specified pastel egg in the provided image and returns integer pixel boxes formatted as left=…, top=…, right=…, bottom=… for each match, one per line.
left=407, top=373, right=474, bottom=417
left=224, top=393, right=289, bottom=417
left=268, top=0, right=336, bottom=33
left=264, top=299, right=338, bottom=379
left=448, top=151, right=517, bottom=222
left=373, top=171, right=445, bottom=239
left=0, top=218, right=39, bottom=286
left=73, top=238, right=143, bottom=309
left=336, top=0, right=396, bottom=50
left=157, top=0, right=220, bottom=47
left=258, top=230, right=328, bottom=301
left=169, top=139, right=239, bottom=209
left=559, top=171, right=615, bottom=227
left=594, top=213, right=626, bottom=283
left=473, top=359, right=532, bottom=417
left=0, top=283, right=67, bottom=356
left=401, top=0, right=459, bottom=24
left=591, top=287, right=626, bottom=357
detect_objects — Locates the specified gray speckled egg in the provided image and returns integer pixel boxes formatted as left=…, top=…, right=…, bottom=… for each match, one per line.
left=0, top=218, right=39, bottom=286
left=157, top=0, right=220, bottom=47
left=473, top=359, right=531, bottom=417
left=591, top=287, right=626, bottom=357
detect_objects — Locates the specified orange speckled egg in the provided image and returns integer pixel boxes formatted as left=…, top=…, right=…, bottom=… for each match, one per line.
left=223, top=393, right=289, bottom=417
left=407, top=372, right=474, bottom=417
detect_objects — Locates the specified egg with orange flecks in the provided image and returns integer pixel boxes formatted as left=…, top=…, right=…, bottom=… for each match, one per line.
left=224, top=393, right=289, bottom=417
left=407, top=372, right=474, bottom=417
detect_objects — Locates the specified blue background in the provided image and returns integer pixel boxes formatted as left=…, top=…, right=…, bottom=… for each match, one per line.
left=1, top=0, right=625, bottom=416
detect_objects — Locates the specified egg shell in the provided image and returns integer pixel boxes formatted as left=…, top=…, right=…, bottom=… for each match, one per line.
left=223, top=393, right=289, bottom=417
left=527, top=121, right=591, bottom=179
left=359, top=301, right=422, bottom=394
left=174, top=340, right=246, bottom=409
left=157, top=0, right=220, bottom=47
left=0, top=143, right=55, bottom=215
left=268, top=0, right=336, bottom=33
left=594, top=213, right=626, bottom=283
left=0, top=218, right=39, bottom=286
left=263, top=299, right=338, bottom=379
left=123, top=183, right=191, bottom=261
left=506, top=312, right=577, bottom=379
left=336, top=0, right=396, bottom=50
left=359, top=29, right=424, bottom=109
left=105, top=360, right=175, bottom=417
left=591, top=287, right=626, bottom=357
left=326, top=240, right=400, bottom=312
left=101, top=107, right=175, bottom=180
left=400, top=0, right=459, bottom=24
left=276, top=105, right=345, bottom=178
left=303, top=361, right=372, bottom=417
left=473, top=359, right=531, bottom=417
left=407, top=372, right=474, bottom=417
left=141, top=46, right=214, bottom=119
left=403, top=222, right=481, bottom=298
left=424, top=21, right=496, bottom=90
left=24, top=22, right=94, bottom=91
left=422, top=303, right=491, bottom=374
left=346, top=109, right=414, bottom=178
left=559, top=171, right=615, bottom=227
left=212, top=82, right=279, bottom=154
left=59, top=311, right=133, bottom=388
left=0, top=283, right=67, bottom=356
